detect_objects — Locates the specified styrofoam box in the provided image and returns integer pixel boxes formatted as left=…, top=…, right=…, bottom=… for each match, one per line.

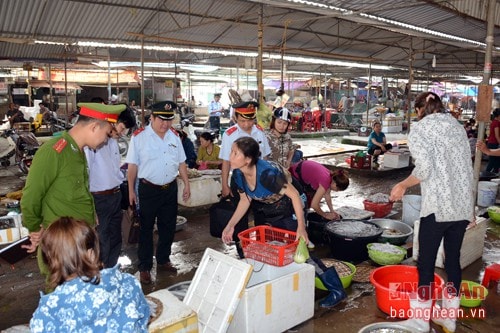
left=184, top=248, right=253, bottom=333
left=383, top=116, right=404, bottom=127
left=177, top=175, right=222, bottom=207
left=228, top=261, right=315, bottom=333
left=148, top=289, right=199, bottom=333
left=0, top=215, right=21, bottom=245
left=382, top=125, right=402, bottom=133
left=383, top=152, right=411, bottom=169
left=412, top=216, right=488, bottom=269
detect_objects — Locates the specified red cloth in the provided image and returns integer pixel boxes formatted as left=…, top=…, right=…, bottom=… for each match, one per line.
left=487, top=119, right=500, bottom=144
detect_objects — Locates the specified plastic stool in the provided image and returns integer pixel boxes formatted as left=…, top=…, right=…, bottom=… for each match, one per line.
left=481, top=263, right=500, bottom=288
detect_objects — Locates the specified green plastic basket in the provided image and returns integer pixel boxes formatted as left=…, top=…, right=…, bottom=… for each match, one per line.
left=367, top=243, right=407, bottom=266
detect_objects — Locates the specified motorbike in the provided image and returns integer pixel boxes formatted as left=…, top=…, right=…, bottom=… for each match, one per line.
left=0, top=128, right=40, bottom=174
left=0, top=129, right=16, bottom=167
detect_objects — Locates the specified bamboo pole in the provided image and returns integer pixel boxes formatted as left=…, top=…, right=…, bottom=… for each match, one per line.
left=257, top=4, right=264, bottom=105
left=473, top=0, right=496, bottom=189
left=406, top=40, right=413, bottom=132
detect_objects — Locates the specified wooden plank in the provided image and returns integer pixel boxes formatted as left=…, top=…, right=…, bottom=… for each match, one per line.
left=476, top=84, right=493, bottom=122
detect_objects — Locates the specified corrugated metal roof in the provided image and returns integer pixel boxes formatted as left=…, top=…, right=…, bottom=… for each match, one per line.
left=0, top=0, right=498, bottom=80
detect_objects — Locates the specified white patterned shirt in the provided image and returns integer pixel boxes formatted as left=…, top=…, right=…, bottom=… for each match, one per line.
left=409, top=113, right=474, bottom=222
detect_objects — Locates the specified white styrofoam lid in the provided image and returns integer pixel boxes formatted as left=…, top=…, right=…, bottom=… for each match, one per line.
left=183, top=248, right=252, bottom=333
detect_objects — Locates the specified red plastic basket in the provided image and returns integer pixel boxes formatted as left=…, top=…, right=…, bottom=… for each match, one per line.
left=363, top=200, right=394, bottom=218
left=350, top=155, right=372, bottom=169
left=238, top=226, right=298, bottom=266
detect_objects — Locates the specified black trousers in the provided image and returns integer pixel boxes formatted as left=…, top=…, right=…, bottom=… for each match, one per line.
left=137, top=181, right=178, bottom=272
left=485, top=142, right=500, bottom=173
left=417, top=213, right=468, bottom=299
left=367, top=143, right=393, bottom=156
left=93, top=191, right=123, bottom=268
left=209, top=116, right=220, bottom=130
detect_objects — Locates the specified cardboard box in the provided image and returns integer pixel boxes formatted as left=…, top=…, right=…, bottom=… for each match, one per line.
left=228, top=262, right=315, bottom=333
left=383, top=152, right=410, bottom=168
left=148, top=289, right=198, bottom=333
left=177, top=175, right=222, bottom=207
left=412, top=217, right=488, bottom=269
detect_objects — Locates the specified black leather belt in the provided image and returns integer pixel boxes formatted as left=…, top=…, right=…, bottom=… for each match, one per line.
left=140, top=178, right=173, bottom=190
left=91, top=186, right=120, bottom=195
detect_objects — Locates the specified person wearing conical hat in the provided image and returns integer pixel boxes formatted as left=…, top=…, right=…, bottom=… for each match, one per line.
left=21, top=102, right=125, bottom=282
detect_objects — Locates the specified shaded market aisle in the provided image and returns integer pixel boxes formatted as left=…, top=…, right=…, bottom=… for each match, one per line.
left=1, top=155, right=499, bottom=332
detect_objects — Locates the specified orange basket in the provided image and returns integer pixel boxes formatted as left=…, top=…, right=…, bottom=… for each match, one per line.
left=238, top=226, right=298, bottom=266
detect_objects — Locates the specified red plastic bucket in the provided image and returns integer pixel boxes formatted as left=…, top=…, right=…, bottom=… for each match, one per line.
left=370, top=265, right=444, bottom=318
left=363, top=200, right=393, bottom=218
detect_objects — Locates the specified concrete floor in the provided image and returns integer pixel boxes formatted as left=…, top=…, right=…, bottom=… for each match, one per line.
left=0, top=139, right=499, bottom=332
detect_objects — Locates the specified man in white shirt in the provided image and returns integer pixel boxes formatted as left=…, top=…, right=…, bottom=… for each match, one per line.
left=85, top=106, right=136, bottom=268
left=219, top=101, right=271, bottom=198
left=125, top=103, right=191, bottom=284
left=208, top=93, right=223, bottom=131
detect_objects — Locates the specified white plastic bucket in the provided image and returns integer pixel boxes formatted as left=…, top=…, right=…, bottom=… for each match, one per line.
left=490, top=178, right=500, bottom=201
left=477, top=181, right=498, bottom=207
left=402, top=195, right=421, bottom=227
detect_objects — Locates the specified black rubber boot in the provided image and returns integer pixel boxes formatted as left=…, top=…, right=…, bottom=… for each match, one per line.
left=318, top=268, right=347, bottom=308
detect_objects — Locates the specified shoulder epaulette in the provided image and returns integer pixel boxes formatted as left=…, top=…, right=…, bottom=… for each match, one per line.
left=170, top=127, right=179, bottom=136
left=226, top=126, right=237, bottom=136
left=52, top=138, right=67, bottom=153
left=133, top=127, right=145, bottom=136
left=255, top=124, right=264, bottom=131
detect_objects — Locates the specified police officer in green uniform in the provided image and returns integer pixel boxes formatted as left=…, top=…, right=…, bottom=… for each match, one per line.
left=21, top=103, right=125, bottom=278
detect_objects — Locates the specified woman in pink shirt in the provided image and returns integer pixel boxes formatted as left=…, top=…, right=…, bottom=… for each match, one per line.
left=289, top=160, right=349, bottom=220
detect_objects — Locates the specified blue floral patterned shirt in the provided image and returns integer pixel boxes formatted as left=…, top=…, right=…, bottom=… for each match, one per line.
left=30, top=266, right=150, bottom=333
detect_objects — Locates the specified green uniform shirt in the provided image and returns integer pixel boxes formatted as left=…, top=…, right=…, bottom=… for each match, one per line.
left=21, top=131, right=96, bottom=232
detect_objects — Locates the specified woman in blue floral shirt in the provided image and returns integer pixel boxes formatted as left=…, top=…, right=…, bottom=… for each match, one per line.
left=30, top=217, right=150, bottom=333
